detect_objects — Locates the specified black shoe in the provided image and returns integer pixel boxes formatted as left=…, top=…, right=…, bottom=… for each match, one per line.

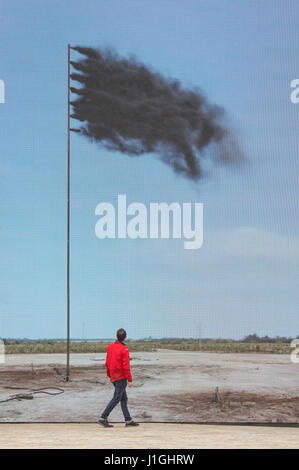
left=125, top=420, right=139, bottom=427
left=98, top=418, right=113, bottom=428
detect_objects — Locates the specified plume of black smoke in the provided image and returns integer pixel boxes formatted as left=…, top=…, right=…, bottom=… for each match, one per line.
left=70, top=46, right=242, bottom=180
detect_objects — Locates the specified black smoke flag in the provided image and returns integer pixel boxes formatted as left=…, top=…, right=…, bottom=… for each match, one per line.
left=70, top=46, right=242, bottom=180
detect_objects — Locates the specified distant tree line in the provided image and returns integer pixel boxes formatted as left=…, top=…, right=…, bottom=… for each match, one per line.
left=2, top=333, right=298, bottom=346
left=241, top=333, right=296, bottom=344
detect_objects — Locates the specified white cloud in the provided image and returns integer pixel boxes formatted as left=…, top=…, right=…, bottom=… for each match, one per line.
left=208, top=227, right=299, bottom=264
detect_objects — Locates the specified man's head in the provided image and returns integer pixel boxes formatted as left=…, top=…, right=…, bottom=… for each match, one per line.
left=116, top=328, right=127, bottom=342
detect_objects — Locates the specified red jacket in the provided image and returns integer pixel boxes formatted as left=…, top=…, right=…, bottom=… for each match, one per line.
left=105, top=341, right=132, bottom=383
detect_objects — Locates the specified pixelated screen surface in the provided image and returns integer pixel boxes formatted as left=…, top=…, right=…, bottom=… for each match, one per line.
left=0, top=0, right=298, bottom=423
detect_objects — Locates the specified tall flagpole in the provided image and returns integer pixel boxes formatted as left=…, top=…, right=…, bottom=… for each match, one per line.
left=66, top=43, right=71, bottom=381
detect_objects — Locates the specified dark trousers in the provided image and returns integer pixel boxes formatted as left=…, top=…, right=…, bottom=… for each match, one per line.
left=101, top=378, right=132, bottom=422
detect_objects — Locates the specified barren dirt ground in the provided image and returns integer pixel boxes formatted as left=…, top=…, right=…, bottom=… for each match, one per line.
left=0, top=350, right=298, bottom=423
left=1, top=423, right=299, bottom=449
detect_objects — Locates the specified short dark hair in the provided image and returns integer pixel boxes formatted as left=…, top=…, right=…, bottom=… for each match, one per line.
left=117, top=328, right=127, bottom=342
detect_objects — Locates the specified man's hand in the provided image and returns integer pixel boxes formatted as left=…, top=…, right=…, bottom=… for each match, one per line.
left=128, top=382, right=133, bottom=388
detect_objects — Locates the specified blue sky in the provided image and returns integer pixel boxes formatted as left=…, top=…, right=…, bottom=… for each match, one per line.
left=0, top=0, right=298, bottom=339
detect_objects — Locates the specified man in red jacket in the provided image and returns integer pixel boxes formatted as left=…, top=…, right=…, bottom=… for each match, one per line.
left=98, top=328, right=139, bottom=428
